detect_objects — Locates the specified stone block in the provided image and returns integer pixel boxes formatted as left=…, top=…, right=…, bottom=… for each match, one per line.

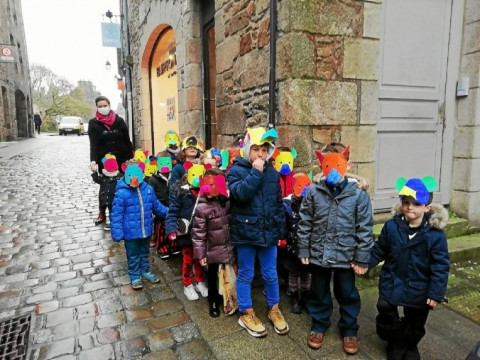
left=38, top=338, right=75, bottom=360
left=363, top=2, right=381, bottom=39
left=226, top=8, right=250, bottom=35
left=464, top=21, right=480, bottom=54
left=240, top=33, right=252, bottom=55
left=151, top=299, right=184, bottom=317
left=466, top=0, right=480, bottom=24
left=35, top=301, right=59, bottom=314
left=278, top=0, right=362, bottom=36
left=360, top=80, right=379, bottom=124
left=279, top=79, right=357, bottom=126
left=182, top=110, right=202, bottom=135
left=97, top=327, right=121, bottom=344
left=216, top=103, right=246, bottom=134
left=176, top=339, right=212, bottom=359
left=185, top=87, right=202, bottom=111
left=460, top=52, right=480, bottom=89
left=120, top=337, right=147, bottom=359
left=52, top=321, right=79, bottom=341
left=454, top=127, right=480, bottom=158
left=216, top=35, right=240, bottom=73
left=356, top=162, right=375, bottom=195
left=313, top=35, right=344, bottom=81
left=142, top=349, right=176, bottom=360
left=27, top=292, right=53, bottom=305
left=186, top=38, right=202, bottom=64
left=148, top=311, right=190, bottom=330
left=96, top=312, right=126, bottom=329
left=344, top=38, right=379, bottom=80
left=63, top=293, right=92, bottom=307
left=258, top=17, right=270, bottom=48
left=46, top=308, right=74, bottom=328
left=184, top=64, right=202, bottom=88
left=123, top=322, right=150, bottom=339
left=78, top=344, right=114, bottom=360
left=170, top=323, right=200, bottom=343
left=458, top=88, right=480, bottom=126
left=147, top=329, right=175, bottom=352
left=233, top=48, right=269, bottom=90
left=276, top=33, right=315, bottom=80
left=215, top=8, right=226, bottom=45
left=276, top=125, right=312, bottom=166
left=126, top=309, right=154, bottom=322
left=452, top=158, right=480, bottom=192
left=450, top=190, right=480, bottom=226
left=340, top=126, right=376, bottom=162
left=312, top=127, right=341, bottom=145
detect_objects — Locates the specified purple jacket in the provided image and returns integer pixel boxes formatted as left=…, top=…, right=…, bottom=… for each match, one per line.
left=192, top=196, right=235, bottom=264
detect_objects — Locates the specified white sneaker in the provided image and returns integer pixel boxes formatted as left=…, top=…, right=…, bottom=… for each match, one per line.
left=184, top=285, right=199, bottom=301
left=195, top=282, right=208, bottom=298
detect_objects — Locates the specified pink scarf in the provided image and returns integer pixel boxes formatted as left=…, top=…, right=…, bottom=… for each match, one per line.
left=95, top=110, right=116, bottom=129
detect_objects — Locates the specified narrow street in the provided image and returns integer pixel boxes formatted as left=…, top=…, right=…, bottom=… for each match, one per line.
left=0, top=135, right=479, bottom=360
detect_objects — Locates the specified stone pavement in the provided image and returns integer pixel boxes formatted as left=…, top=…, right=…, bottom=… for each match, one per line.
left=0, top=134, right=479, bottom=360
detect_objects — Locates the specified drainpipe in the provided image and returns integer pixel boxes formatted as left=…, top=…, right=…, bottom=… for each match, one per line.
left=268, top=0, right=278, bottom=128
left=121, top=0, right=135, bottom=149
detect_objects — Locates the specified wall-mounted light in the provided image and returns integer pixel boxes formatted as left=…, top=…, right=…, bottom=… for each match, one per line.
left=105, top=60, right=111, bottom=71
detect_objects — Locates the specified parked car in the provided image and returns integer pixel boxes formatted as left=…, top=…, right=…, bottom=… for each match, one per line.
left=82, top=121, right=89, bottom=135
left=58, top=116, right=83, bottom=136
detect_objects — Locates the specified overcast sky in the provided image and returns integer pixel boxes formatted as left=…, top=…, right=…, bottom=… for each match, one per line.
left=21, top=0, right=122, bottom=109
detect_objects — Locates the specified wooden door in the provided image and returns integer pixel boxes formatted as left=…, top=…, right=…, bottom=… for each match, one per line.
left=374, top=0, right=453, bottom=209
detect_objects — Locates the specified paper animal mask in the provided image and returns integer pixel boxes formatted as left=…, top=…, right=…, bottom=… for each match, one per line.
left=123, top=163, right=145, bottom=188
left=144, top=156, right=157, bottom=177
left=184, top=161, right=205, bottom=188
left=134, top=149, right=149, bottom=163
left=157, top=156, right=172, bottom=174
left=102, top=154, right=118, bottom=174
left=181, top=136, right=205, bottom=152
left=272, top=148, right=297, bottom=175
left=314, top=146, right=350, bottom=185
left=200, top=174, right=228, bottom=197
left=395, top=176, right=438, bottom=205
left=165, top=130, right=180, bottom=148
left=293, top=172, right=312, bottom=197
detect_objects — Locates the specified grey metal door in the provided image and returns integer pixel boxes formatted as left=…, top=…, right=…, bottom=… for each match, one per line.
left=374, top=0, right=453, bottom=210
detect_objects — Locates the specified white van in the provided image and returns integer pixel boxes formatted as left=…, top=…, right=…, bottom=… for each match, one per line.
left=59, top=116, right=83, bottom=136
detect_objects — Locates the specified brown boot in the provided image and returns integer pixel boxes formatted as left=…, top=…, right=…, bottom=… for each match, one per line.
left=268, top=304, right=289, bottom=335
left=307, top=332, right=324, bottom=349
left=343, top=336, right=359, bottom=355
left=238, top=309, right=267, bottom=338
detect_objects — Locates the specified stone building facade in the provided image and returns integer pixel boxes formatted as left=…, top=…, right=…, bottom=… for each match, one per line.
left=0, top=0, right=33, bottom=141
left=124, top=0, right=480, bottom=224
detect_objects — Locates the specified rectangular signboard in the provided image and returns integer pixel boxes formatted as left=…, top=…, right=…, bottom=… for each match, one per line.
left=101, top=22, right=121, bottom=48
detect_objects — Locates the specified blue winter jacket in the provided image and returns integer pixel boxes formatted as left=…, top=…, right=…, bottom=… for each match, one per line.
left=369, top=203, right=450, bottom=307
left=111, top=179, right=168, bottom=242
left=297, top=179, right=373, bottom=268
left=168, top=162, right=186, bottom=204
left=227, top=157, right=286, bottom=247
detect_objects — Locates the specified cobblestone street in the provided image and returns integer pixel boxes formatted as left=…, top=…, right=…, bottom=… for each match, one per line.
left=0, top=135, right=479, bottom=360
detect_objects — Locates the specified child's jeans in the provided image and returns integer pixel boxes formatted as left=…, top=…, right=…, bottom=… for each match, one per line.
left=182, top=246, right=205, bottom=286
left=123, top=237, right=151, bottom=282
left=236, top=244, right=279, bottom=312
left=308, top=265, right=360, bottom=337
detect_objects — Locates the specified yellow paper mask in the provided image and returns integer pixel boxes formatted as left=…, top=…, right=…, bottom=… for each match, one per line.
left=184, top=161, right=205, bottom=188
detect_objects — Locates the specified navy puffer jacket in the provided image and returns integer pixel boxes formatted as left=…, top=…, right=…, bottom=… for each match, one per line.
left=369, top=203, right=450, bottom=307
left=111, top=179, right=168, bottom=241
left=227, top=157, right=286, bottom=247
left=297, top=179, right=373, bottom=268
left=165, top=185, right=198, bottom=248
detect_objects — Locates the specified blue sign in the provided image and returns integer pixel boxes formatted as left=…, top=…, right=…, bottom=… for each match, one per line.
left=101, top=22, right=121, bottom=48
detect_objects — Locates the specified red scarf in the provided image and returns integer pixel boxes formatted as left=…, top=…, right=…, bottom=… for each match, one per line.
left=95, top=110, right=116, bottom=129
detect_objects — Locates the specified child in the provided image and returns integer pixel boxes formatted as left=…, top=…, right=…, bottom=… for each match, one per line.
left=272, top=146, right=297, bottom=197
left=227, top=127, right=288, bottom=338
left=147, top=154, right=174, bottom=258
left=192, top=168, right=235, bottom=317
left=297, top=143, right=373, bottom=355
left=166, top=161, right=208, bottom=301
left=369, top=176, right=449, bottom=360
left=280, top=173, right=312, bottom=314
left=110, top=160, right=168, bottom=290
left=90, top=153, right=122, bottom=231
left=163, top=130, right=181, bottom=164
left=169, top=135, right=204, bottom=203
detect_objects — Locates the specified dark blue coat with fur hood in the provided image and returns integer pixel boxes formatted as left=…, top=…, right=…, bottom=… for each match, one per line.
left=111, top=179, right=168, bottom=241
left=369, top=203, right=450, bottom=307
left=227, top=157, right=286, bottom=247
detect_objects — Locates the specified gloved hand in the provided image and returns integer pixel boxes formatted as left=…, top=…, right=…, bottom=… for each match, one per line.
left=277, top=239, right=287, bottom=249
left=168, top=233, right=177, bottom=241
left=90, top=161, right=97, bottom=172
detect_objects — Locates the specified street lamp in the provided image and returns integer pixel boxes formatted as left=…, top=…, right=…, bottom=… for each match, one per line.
left=105, top=60, right=111, bottom=71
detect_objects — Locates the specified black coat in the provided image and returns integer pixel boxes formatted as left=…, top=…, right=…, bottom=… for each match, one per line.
left=91, top=173, right=121, bottom=209
left=147, top=173, right=169, bottom=207
left=88, top=115, right=133, bottom=171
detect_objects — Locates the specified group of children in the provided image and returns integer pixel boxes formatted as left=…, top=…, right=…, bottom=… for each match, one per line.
left=90, top=126, right=449, bottom=360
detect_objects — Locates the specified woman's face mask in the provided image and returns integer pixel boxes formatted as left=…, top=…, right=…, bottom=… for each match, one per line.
left=97, top=106, right=110, bottom=116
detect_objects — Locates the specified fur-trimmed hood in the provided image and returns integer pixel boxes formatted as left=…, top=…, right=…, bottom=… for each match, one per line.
left=392, top=202, right=449, bottom=230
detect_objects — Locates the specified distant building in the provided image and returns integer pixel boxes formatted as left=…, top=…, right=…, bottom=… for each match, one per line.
left=0, top=0, right=33, bottom=141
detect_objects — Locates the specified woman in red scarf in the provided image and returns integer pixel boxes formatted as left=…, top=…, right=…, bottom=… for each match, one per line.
left=88, top=96, right=133, bottom=225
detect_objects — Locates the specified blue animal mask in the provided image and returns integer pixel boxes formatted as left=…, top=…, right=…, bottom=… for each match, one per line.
left=395, top=176, right=438, bottom=205
left=124, top=164, right=145, bottom=188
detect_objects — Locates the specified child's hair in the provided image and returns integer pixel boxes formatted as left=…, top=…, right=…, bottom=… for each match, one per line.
left=200, top=153, right=217, bottom=167
left=175, top=147, right=200, bottom=163
left=321, top=142, right=350, bottom=160
left=401, top=193, right=434, bottom=206
left=276, top=146, right=291, bottom=152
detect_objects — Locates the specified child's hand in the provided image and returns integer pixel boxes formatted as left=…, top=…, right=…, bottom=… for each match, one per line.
left=168, top=233, right=177, bottom=240
left=199, top=258, right=207, bottom=266
left=90, top=161, right=97, bottom=172
left=300, top=257, right=309, bottom=265
left=351, top=263, right=368, bottom=275
left=427, top=298, right=439, bottom=309
left=252, top=159, right=265, bottom=172
left=277, top=240, right=287, bottom=249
